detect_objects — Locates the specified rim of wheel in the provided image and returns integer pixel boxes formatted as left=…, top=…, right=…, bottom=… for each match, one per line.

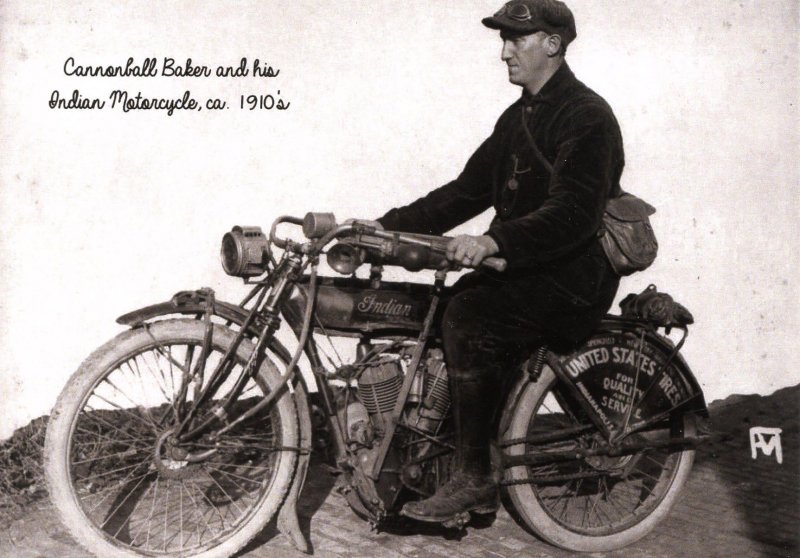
left=64, top=337, right=283, bottom=555
left=524, top=381, right=684, bottom=537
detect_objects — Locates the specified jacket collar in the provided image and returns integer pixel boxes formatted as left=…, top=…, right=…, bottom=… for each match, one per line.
left=521, top=61, right=576, bottom=106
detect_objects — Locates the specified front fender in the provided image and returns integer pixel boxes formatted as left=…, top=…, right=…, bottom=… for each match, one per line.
left=117, top=287, right=308, bottom=389
left=117, top=289, right=270, bottom=341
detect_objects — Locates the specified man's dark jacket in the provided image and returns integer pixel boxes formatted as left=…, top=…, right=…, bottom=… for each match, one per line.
left=378, top=62, right=624, bottom=343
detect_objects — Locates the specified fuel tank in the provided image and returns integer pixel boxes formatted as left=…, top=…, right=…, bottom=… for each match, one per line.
left=285, top=276, right=433, bottom=333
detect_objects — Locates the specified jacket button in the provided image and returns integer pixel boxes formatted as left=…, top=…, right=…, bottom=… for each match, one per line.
left=525, top=106, right=533, bottom=114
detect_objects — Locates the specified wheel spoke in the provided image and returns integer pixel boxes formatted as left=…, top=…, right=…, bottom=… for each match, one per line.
left=643, top=452, right=668, bottom=468
left=542, top=482, right=572, bottom=520
left=595, top=492, right=616, bottom=525
left=79, top=457, right=152, bottom=483
left=188, top=477, right=229, bottom=530
left=203, top=470, right=246, bottom=517
left=72, top=446, right=150, bottom=466
left=205, top=465, right=260, bottom=498
left=79, top=410, right=155, bottom=445
left=162, top=479, right=171, bottom=552
left=604, top=489, right=627, bottom=518
left=85, top=470, right=152, bottom=515
left=558, top=480, right=575, bottom=519
left=100, top=376, right=161, bottom=431
left=124, top=362, right=171, bottom=430
left=204, top=461, right=273, bottom=470
left=129, top=477, right=159, bottom=546
left=74, top=424, right=154, bottom=448
left=88, top=391, right=158, bottom=433
left=182, top=479, right=215, bottom=546
left=179, top=480, right=185, bottom=552
left=631, top=466, right=661, bottom=484
left=136, top=353, right=175, bottom=410
left=587, top=487, right=603, bottom=527
left=208, top=466, right=264, bottom=487
left=100, top=471, right=152, bottom=529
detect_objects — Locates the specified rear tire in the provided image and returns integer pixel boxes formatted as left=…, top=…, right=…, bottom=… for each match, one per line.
left=503, top=365, right=694, bottom=552
left=44, top=319, right=299, bottom=558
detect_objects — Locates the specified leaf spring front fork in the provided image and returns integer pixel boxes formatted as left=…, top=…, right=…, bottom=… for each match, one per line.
left=167, top=253, right=307, bottom=446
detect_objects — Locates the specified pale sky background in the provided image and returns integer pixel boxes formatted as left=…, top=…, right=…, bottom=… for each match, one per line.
left=0, top=0, right=798, bottom=440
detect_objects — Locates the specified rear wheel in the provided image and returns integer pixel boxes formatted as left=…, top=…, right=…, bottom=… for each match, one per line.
left=44, top=319, right=299, bottom=558
left=503, top=366, right=694, bottom=552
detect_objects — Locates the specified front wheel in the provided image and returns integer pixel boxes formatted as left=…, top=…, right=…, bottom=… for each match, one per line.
left=44, top=319, right=299, bottom=558
left=502, top=366, right=695, bottom=552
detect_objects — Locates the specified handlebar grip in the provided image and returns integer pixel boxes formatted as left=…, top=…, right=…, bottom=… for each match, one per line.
left=481, top=257, right=507, bottom=272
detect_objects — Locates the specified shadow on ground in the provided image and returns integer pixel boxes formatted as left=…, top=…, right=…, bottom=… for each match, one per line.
left=698, top=385, right=799, bottom=557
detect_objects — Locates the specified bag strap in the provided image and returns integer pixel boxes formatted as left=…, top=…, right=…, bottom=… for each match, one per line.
left=520, top=106, right=629, bottom=209
left=519, top=106, right=609, bottom=239
left=520, top=106, right=555, bottom=175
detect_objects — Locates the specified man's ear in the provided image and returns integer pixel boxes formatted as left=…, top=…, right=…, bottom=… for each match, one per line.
left=545, top=34, right=563, bottom=57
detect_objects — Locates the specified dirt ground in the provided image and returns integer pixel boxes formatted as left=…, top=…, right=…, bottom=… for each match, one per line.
left=1, top=386, right=797, bottom=558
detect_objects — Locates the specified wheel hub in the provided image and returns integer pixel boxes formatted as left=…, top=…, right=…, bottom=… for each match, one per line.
left=154, top=430, right=199, bottom=479
left=583, top=433, right=633, bottom=472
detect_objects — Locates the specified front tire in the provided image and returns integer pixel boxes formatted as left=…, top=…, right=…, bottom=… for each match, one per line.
left=502, top=365, right=695, bottom=552
left=44, top=319, right=299, bottom=558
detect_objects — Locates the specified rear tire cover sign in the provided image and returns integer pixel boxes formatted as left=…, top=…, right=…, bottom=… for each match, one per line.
left=559, top=332, right=693, bottom=434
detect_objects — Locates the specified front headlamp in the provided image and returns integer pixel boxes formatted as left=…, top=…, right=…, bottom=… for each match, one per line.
left=220, top=226, right=270, bottom=277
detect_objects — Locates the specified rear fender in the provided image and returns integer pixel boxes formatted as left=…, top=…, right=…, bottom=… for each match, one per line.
left=499, top=317, right=708, bottom=442
left=596, top=316, right=709, bottom=418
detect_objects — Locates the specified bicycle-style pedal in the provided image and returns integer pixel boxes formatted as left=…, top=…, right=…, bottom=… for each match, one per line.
left=441, top=511, right=471, bottom=530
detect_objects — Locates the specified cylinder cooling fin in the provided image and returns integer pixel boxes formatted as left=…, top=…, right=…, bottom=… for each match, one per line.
left=357, top=362, right=403, bottom=415
left=423, top=359, right=450, bottom=419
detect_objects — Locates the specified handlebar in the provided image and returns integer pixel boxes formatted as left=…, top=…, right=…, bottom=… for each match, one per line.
left=269, top=215, right=304, bottom=249
left=365, top=229, right=507, bottom=273
left=270, top=213, right=508, bottom=273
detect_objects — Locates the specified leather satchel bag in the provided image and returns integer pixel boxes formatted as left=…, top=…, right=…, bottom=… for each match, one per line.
left=520, top=107, right=658, bottom=276
left=599, top=193, right=658, bottom=276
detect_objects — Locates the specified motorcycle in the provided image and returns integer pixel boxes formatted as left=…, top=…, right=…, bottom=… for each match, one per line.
left=43, top=213, right=710, bottom=557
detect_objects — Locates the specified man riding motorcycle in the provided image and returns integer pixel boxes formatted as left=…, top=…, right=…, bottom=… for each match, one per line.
left=373, top=0, right=625, bottom=524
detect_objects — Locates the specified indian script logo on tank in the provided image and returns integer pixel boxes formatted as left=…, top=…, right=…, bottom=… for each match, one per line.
left=559, top=333, right=692, bottom=433
left=356, top=294, right=414, bottom=318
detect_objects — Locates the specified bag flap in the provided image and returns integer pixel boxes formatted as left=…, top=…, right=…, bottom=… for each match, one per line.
left=601, top=219, right=658, bottom=266
left=606, top=192, right=656, bottom=222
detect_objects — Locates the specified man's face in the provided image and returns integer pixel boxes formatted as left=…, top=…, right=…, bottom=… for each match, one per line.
left=501, top=31, right=552, bottom=88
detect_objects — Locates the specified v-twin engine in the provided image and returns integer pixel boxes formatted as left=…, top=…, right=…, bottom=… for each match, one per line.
left=345, top=348, right=451, bottom=448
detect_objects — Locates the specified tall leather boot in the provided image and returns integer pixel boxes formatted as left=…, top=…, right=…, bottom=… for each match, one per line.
left=400, top=372, right=499, bottom=523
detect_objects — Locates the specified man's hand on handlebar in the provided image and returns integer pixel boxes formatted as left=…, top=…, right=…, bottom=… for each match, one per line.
left=446, top=235, right=499, bottom=268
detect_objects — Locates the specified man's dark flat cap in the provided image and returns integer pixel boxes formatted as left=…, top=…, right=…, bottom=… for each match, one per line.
left=482, top=0, right=577, bottom=46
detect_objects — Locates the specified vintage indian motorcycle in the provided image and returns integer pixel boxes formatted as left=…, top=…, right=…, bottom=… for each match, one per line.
left=44, top=214, right=710, bottom=557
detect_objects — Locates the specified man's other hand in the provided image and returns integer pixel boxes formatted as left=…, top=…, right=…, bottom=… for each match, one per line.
left=446, top=235, right=499, bottom=267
